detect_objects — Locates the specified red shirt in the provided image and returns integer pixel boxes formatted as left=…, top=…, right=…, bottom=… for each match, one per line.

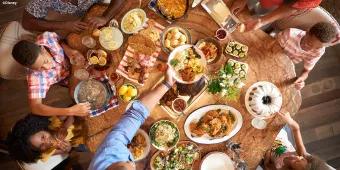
left=260, top=0, right=322, bottom=9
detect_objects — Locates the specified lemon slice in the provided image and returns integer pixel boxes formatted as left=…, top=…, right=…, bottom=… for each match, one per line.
left=97, top=49, right=107, bottom=58
left=126, top=87, right=137, bottom=97
left=89, top=56, right=99, bottom=65
left=119, top=85, right=129, bottom=96
left=98, top=57, right=107, bottom=66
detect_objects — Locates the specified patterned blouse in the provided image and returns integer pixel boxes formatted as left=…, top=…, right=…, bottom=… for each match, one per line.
left=25, top=0, right=101, bottom=18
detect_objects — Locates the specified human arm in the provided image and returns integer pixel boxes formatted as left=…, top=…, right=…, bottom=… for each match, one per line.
left=29, top=98, right=90, bottom=117
left=60, top=43, right=86, bottom=66
left=87, top=0, right=126, bottom=28
left=294, top=68, right=310, bottom=90
left=278, top=112, right=308, bottom=157
left=245, top=3, right=298, bottom=31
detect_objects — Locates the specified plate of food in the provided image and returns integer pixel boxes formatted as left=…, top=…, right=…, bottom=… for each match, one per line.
left=245, top=81, right=283, bottom=119
left=74, top=79, right=111, bottom=110
left=118, top=83, right=138, bottom=102
left=128, top=129, right=151, bottom=161
left=87, top=49, right=111, bottom=71
left=150, top=141, right=200, bottom=170
left=158, top=77, right=207, bottom=118
left=196, top=38, right=222, bottom=64
left=149, top=120, right=180, bottom=150
left=224, top=41, right=248, bottom=59
left=121, top=8, right=148, bottom=34
left=161, top=26, right=191, bottom=53
left=99, top=20, right=124, bottom=51
left=184, top=105, right=243, bottom=144
left=168, top=44, right=206, bottom=84
left=148, top=0, right=189, bottom=21
left=200, top=152, right=235, bottom=170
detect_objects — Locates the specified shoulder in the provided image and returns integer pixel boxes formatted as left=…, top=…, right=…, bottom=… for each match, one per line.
left=25, top=0, right=52, bottom=18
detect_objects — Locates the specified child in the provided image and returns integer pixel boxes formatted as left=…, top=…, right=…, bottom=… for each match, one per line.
left=264, top=112, right=330, bottom=170
left=277, top=22, right=337, bottom=90
left=11, top=32, right=90, bottom=116
left=7, top=115, right=85, bottom=163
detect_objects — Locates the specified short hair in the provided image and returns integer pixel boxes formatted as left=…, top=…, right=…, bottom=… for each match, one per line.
left=309, top=22, right=337, bottom=43
left=12, top=40, right=41, bottom=67
left=6, top=114, right=50, bottom=163
left=306, top=155, right=331, bottom=170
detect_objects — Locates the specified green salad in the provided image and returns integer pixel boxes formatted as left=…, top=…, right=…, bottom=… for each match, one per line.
left=152, top=142, right=200, bottom=170
left=149, top=120, right=180, bottom=150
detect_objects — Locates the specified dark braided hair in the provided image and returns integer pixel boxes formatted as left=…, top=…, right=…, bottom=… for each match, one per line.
left=6, top=114, right=50, bottom=163
left=12, top=40, right=41, bottom=67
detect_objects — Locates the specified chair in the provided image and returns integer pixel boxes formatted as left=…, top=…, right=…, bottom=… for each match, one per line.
left=273, top=6, right=340, bottom=46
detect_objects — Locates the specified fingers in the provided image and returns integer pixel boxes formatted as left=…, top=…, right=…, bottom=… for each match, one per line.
left=74, top=21, right=88, bottom=32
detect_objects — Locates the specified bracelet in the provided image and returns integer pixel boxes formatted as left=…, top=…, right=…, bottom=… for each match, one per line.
left=162, top=81, right=172, bottom=89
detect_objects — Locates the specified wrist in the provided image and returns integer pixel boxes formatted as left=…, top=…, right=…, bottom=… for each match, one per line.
left=290, top=123, right=300, bottom=131
left=162, top=80, right=172, bottom=89
left=65, top=107, right=73, bottom=116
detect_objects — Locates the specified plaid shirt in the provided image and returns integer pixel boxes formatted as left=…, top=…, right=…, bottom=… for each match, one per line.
left=27, top=32, right=70, bottom=99
left=277, top=28, right=325, bottom=71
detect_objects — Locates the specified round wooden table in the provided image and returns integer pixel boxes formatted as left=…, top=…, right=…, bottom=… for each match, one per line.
left=67, top=1, right=302, bottom=169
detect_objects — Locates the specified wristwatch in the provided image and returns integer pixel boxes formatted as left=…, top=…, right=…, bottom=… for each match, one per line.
left=162, top=80, right=172, bottom=89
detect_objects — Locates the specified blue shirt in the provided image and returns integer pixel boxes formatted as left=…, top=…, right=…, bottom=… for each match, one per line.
left=89, top=101, right=149, bottom=170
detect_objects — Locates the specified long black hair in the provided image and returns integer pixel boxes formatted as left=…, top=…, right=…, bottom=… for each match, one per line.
left=6, top=114, right=50, bottom=163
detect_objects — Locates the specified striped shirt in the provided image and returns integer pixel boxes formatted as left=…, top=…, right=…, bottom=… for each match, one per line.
left=27, top=32, right=70, bottom=99
left=277, top=28, right=325, bottom=71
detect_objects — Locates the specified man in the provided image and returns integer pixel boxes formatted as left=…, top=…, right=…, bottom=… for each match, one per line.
left=89, top=69, right=176, bottom=170
left=276, top=22, right=337, bottom=90
left=22, top=0, right=127, bottom=34
left=12, top=32, right=90, bottom=116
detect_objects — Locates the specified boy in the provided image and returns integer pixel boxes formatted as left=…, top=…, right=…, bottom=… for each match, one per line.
left=277, top=22, right=337, bottom=90
left=12, top=32, right=90, bottom=116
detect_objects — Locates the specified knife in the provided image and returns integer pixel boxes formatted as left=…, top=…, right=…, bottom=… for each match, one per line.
left=192, top=0, right=203, bottom=8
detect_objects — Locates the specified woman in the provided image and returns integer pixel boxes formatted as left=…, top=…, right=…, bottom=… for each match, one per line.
left=7, top=115, right=85, bottom=163
left=230, top=0, right=323, bottom=31
left=264, top=112, right=331, bottom=170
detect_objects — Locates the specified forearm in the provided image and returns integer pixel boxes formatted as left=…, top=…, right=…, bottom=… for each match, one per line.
left=62, top=116, right=75, bottom=129
left=102, top=0, right=125, bottom=20
left=140, top=82, right=170, bottom=111
left=22, top=12, right=64, bottom=32
left=290, top=125, right=307, bottom=156
left=260, top=4, right=298, bottom=25
left=30, top=103, right=72, bottom=116
left=299, top=69, right=310, bottom=79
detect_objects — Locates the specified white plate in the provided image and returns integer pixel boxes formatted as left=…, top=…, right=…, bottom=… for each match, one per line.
left=129, top=129, right=151, bottom=161
left=200, top=152, right=235, bottom=170
left=244, top=81, right=282, bottom=119
left=168, top=44, right=207, bottom=84
left=184, top=105, right=243, bottom=144
left=121, top=8, right=148, bottom=34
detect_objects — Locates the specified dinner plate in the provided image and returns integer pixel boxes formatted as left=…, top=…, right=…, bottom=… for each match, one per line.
left=167, top=44, right=207, bottom=84
left=200, top=152, right=235, bottom=170
left=129, top=129, right=151, bottom=161
left=184, top=105, right=243, bottom=144
left=244, top=81, right=282, bottom=119
left=149, top=120, right=180, bottom=151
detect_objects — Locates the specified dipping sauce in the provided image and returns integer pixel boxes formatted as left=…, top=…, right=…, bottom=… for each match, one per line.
left=216, top=28, right=227, bottom=40
left=172, top=98, right=187, bottom=112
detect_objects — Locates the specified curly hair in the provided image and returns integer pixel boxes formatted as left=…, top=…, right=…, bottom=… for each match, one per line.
left=12, top=40, right=41, bottom=67
left=6, top=114, right=50, bottom=163
left=309, top=22, right=337, bottom=43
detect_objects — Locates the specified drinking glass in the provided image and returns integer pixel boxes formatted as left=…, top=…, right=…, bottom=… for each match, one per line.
left=74, top=69, right=90, bottom=80
left=82, top=35, right=96, bottom=48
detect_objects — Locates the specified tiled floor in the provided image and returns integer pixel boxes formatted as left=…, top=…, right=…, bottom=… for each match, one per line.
left=1, top=0, right=340, bottom=169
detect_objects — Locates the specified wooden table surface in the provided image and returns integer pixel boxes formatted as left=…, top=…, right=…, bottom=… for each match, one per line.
left=67, top=0, right=302, bottom=169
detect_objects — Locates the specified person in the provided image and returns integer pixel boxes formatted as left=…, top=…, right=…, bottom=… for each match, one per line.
left=230, top=0, right=323, bottom=31
left=88, top=68, right=176, bottom=170
left=7, top=115, right=86, bottom=163
left=22, top=0, right=126, bottom=34
left=276, top=22, right=337, bottom=90
left=11, top=31, right=91, bottom=116
left=263, top=112, right=331, bottom=170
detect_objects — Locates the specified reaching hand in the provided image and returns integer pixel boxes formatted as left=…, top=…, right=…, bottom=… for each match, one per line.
left=278, top=112, right=299, bottom=130
left=56, top=139, right=72, bottom=153
left=64, top=20, right=89, bottom=33
left=245, top=18, right=263, bottom=31
left=165, top=67, right=176, bottom=86
left=88, top=16, right=109, bottom=28
left=294, top=75, right=307, bottom=90
left=230, top=0, right=247, bottom=15
left=69, top=103, right=91, bottom=117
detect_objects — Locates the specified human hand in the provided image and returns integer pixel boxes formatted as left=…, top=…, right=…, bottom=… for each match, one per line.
left=88, top=16, right=109, bottom=28
left=278, top=112, right=299, bottom=130
left=165, top=67, right=176, bottom=86
left=230, top=0, right=247, bottom=15
left=56, top=139, right=72, bottom=153
left=69, top=103, right=91, bottom=117
left=294, top=75, right=307, bottom=90
left=64, top=20, right=89, bottom=33
left=264, top=151, right=275, bottom=169
left=245, top=18, right=263, bottom=31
